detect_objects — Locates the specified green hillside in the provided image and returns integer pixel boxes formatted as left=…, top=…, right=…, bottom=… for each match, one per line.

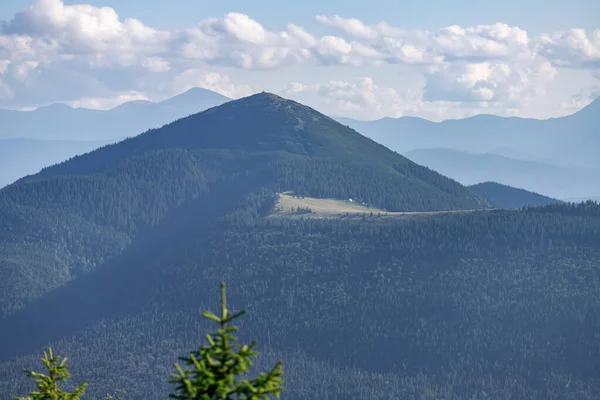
left=0, top=93, right=487, bottom=320
left=1, top=93, right=599, bottom=399
left=2, top=201, right=600, bottom=399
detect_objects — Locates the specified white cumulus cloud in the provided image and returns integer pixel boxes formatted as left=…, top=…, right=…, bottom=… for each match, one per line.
left=424, top=58, right=556, bottom=105
left=0, top=1, right=597, bottom=116
left=2, top=0, right=171, bottom=66
left=315, top=15, right=379, bottom=40
left=177, top=12, right=313, bottom=69
left=537, top=28, right=600, bottom=68
left=280, top=77, right=424, bottom=119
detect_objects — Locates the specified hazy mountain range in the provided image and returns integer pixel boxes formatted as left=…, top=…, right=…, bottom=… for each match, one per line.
left=404, top=148, right=600, bottom=199
left=0, top=88, right=230, bottom=142
left=337, top=98, right=600, bottom=169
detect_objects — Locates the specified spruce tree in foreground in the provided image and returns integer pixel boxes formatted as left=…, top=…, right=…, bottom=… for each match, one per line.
left=16, top=282, right=282, bottom=399
left=15, top=348, right=87, bottom=400
left=170, top=282, right=284, bottom=400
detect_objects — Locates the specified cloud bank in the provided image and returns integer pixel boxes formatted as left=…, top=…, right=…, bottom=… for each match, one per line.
left=0, top=0, right=598, bottom=118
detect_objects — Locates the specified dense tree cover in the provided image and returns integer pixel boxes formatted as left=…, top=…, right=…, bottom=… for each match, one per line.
left=469, top=181, right=564, bottom=208
left=268, top=157, right=488, bottom=212
left=0, top=93, right=488, bottom=319
left=1, top=92, right=599, bottom=399
left=1, top=199, right=599, bottom=399
left=0, top=149, right=217, bottom=318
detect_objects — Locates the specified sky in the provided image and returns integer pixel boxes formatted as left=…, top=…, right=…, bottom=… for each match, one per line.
left=0, top=0, right=599, bottom=121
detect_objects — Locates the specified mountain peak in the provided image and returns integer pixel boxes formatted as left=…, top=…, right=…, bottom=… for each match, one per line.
left=30, top=92, right=487, bottom=212
left=229, top=91, right=301, bottom=109
left=251, top=91, right=285, bottom=101
left=159, top=87, right=230, bottom=108
left=199, top=91, right=332, bottom=129
left=152, top=91, right=361, bottom=157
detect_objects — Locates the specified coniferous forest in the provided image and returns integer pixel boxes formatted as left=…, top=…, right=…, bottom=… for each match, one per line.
left=0, top=94, right=599, bottom=399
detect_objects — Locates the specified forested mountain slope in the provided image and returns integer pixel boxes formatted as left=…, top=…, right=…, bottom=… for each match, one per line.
left=1, top=200, right=599, bottom=399
left=1, top=92, right=598, bottom=399
left=0, top=92, right=487, bottom=320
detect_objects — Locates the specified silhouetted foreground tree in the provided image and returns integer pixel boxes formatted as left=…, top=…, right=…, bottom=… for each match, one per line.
left=15, top=283, right=284, bottom=400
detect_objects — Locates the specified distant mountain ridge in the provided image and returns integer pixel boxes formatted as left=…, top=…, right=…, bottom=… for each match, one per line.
left=0, top=88, right=231, bottom=188
left=403, top=148, right=600, bottom=199
left=0, top=88, right=231, bottom=141
left=468, top=181, right=563, bottom=209
left=337, top=98, right=600, bottom=169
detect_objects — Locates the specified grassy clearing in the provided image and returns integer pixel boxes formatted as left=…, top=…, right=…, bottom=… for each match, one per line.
left=269, top=192, right=487, bottom=220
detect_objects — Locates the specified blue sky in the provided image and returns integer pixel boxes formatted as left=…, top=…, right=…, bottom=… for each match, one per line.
left=0, top=0, right=599, bottom=120
left=3, top=0, right=599, bottom=33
